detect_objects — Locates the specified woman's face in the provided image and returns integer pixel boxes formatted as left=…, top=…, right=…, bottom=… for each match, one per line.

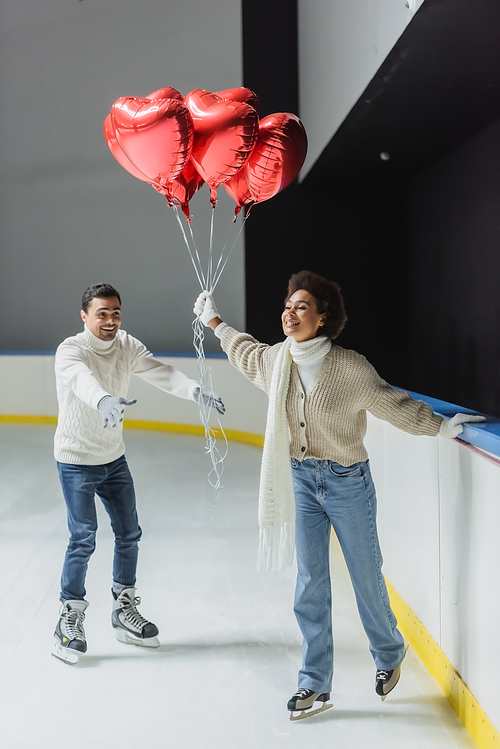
left=282, top=289, right=325, bottom=342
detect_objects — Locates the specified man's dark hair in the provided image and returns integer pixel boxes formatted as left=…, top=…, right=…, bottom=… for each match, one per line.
left=285, top=270, right=347, bottom=340
left=81, top=283, right=121, bottom=312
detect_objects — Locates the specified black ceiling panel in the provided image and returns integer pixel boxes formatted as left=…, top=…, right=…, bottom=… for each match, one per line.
left=303, top=0, right=500, bottom=185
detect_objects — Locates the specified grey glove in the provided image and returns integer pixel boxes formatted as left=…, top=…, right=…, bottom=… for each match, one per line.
left=439, top=412, right=485, bottom=439
left=193, top=387, right=225, bottom=415
left=97, top=395, right=137, bottom=428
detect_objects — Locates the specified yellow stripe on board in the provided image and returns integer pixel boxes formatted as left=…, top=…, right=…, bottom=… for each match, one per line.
left=0, top=414, right=265, bottom=449
left=0, top=414, right=57, bottom=425
left=123, top=419, right=265, bottom=449
left=386, top=579, right=500, bottom=749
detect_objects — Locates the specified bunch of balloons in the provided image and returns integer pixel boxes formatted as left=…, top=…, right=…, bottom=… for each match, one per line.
left=104, top=86, right=307, bottom=220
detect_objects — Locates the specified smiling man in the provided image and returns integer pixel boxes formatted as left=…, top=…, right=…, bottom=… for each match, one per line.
left=52, top=282, right=224, bottom=665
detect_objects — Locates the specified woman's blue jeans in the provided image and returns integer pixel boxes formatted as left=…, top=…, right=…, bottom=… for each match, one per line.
left=291, top=457, right=405, bottom=693
left=57, top=455, right=142, bottom=601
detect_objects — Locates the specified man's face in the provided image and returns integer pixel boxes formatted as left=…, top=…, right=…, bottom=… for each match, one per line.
left=81, top=296, right=122, bottom=341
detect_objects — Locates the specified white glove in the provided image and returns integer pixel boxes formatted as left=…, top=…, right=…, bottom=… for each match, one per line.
left=193, top=387, right=225, bottom=415
left=439, top=413, right=486, bottom=439
left=193, top=291, right=220, bottom=326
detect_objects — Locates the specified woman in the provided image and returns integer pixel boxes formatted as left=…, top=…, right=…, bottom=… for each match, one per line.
left=194, top=270, right=483, bottom=720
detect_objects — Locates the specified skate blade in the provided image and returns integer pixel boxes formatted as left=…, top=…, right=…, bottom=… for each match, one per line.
left=114, top=629, right=160, bottom=648
left=289, top=701, right=333, bottom=721
left=52, top=642, right=80, bottom=665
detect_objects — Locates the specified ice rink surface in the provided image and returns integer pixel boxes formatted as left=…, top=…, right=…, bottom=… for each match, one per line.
left=0, top=425, right=476, bottom=749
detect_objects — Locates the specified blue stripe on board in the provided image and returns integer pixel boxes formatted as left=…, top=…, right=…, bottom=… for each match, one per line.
left=0, top=350, right=227, bottom=359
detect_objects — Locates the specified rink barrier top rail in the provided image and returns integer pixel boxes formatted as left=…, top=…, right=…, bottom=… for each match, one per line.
left=406, top=390, right=500, bottom=464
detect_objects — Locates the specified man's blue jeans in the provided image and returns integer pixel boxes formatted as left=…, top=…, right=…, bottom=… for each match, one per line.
left=57, top=455, right=142, bottom=601
left=291, top=457, right=405, bottom=693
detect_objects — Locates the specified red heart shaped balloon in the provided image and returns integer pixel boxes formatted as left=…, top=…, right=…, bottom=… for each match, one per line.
left=224, top=113, right=307, bottom=215
left=184, top=89, right=259, bottom=206
left=215, top=87, right=260, bottom=114
left=165, top=159, right=205, bottom=221
left=108, top=95, right=194, bottom=190
left=246, top=113, right=307, bottom=202
left=104, top=113, right=154, bottom=185
left=145, top=87, right=183, bottom=102
left=223, top=167, right=254, bottom=217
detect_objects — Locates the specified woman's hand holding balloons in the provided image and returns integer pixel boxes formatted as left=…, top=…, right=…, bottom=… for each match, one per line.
left=194, top=291, right=221, bottom=327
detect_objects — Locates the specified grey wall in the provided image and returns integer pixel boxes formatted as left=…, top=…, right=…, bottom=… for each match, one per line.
left=0, top=0, right=244, bottom=353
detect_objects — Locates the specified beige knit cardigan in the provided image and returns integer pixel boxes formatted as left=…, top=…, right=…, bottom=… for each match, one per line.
left=221, top=327, right=443, bottom=467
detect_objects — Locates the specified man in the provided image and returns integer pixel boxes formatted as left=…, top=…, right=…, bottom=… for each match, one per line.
left=52, top=283, right=224, bottom=664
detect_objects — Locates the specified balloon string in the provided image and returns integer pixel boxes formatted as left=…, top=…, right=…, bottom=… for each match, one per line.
left=173, top=206, right=206, bottom=289
left=192, top=315, right=227, bottom=509
left=207, top=207, right=215, bottom=292
left=211, top=214, right=246, bottom=291
left=187, top=220, right=206, bottom=290
left=171, top=205, right=227, bottom=509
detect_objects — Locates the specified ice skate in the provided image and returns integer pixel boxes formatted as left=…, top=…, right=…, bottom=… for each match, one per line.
left=52, top=599, right=88, bottom=665
left=376, top=645, right=409, bottom=700
left=111, top=588, right=160, bottom=648
left=287, top=688, right=333, bottom=721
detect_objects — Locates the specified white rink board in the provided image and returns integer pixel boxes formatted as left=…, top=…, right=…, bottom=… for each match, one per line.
left=0, top=354, right=268, bottom=436
left=367, top=413, right=500, bottom=734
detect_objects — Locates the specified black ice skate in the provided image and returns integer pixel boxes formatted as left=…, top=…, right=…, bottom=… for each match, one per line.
left=287, top=688, right=333, bottom=721
left=52, top=599, right=88, bottom=665
left=375, top=665, right=401, bottom=700
left=111, top=588, right=160, bottom=648
left=376, top=645, right=408, bottom=701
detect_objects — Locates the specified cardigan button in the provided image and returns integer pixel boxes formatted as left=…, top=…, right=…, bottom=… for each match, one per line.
left=301, top=446, right=306, bottom=452
left=300, top=422, right=305, bottom=427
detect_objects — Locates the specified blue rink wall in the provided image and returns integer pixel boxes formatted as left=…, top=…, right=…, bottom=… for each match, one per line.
left=1, top=352, right=499, bottom=747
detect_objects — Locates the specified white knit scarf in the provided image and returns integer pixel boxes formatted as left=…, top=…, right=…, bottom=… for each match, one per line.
left=257, top=334, right=332, bottom=572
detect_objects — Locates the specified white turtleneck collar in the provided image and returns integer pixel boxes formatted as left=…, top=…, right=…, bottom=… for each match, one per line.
left=82, top=324, right=117, bottom=352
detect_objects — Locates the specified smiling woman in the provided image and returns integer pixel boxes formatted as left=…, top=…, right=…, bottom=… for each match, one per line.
left=282, top=290, right=324, bottom=341
left=192, top=269, right=484, bottom=720
left=282, top=270, right=347, bottom=342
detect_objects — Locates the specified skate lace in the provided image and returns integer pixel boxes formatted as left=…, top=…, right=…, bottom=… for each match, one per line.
left=120, top=596, right=150, bottom=628
left=62, top=607, right=85, bottom=640
left=294, top=688, right=312, bottom=698
left=376, top=670, right=391, bottom=682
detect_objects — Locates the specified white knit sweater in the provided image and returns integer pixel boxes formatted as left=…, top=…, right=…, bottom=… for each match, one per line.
left=54, top=326, right=198, bottom=465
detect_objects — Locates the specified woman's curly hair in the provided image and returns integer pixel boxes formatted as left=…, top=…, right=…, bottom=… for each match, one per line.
left=285, top=270, right=347, bottom=340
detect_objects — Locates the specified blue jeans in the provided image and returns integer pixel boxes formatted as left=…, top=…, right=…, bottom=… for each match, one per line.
left=291, top=458, right=405, bottom=693
left=57, top=455, right=142, bottom=601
